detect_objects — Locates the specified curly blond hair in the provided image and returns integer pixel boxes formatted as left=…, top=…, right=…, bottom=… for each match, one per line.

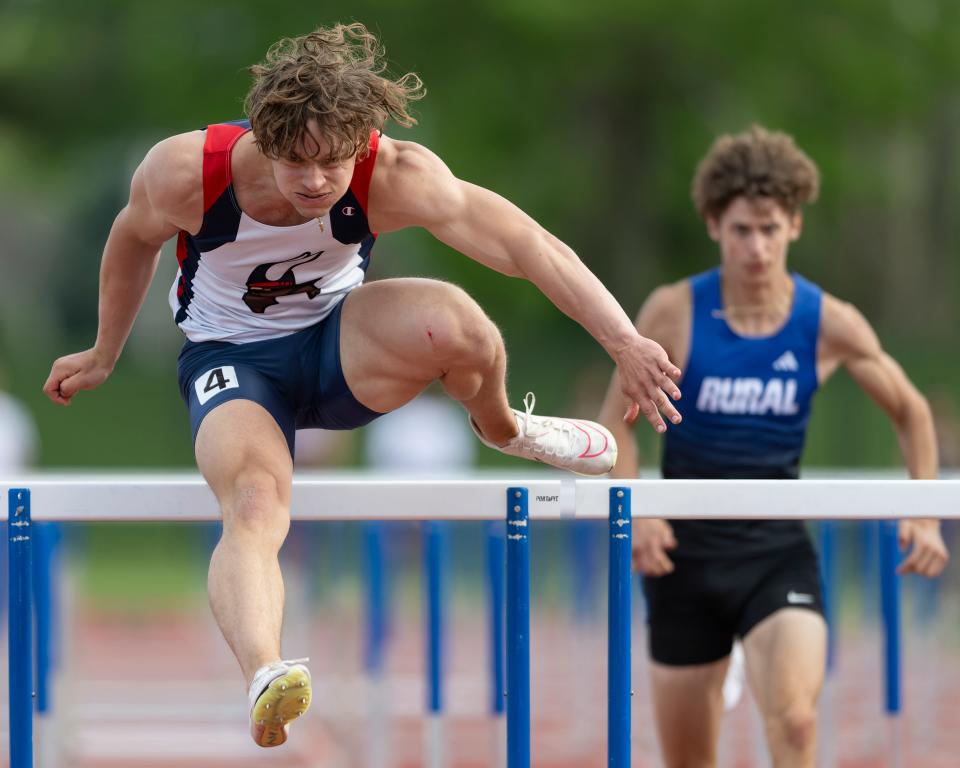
left=691, top=126, right=820, bottom=219
left=245, top=23, right=425, bottom=162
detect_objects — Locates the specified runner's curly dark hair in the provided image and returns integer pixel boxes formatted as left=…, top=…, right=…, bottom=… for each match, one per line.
left=692, top=125, right=820, bottom=219
left=245, top=22, right=425, bottom=162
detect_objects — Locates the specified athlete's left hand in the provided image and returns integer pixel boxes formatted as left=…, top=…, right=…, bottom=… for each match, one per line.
left=897, top=518, right=949, bottom=577
left=613, top=335, right=682, bottom=434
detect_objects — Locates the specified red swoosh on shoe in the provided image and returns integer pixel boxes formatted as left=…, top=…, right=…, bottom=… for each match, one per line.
left=572, top=420, right=608, bottom=459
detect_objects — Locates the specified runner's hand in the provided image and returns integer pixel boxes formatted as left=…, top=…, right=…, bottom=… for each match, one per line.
left=614, top=335, right=682, bottom=433
left=43, top=348, right=114, bottom=406
left=897, top=518, right=949, bottom=577
left=632, top=518, right=677, bottom=576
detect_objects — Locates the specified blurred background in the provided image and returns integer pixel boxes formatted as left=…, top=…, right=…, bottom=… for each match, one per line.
left=1, top=1, right=959, bottom=766
left=1, top=0, right=958, bottom=468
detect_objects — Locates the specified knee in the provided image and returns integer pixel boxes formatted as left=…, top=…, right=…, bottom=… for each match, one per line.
left=770, top=704, right=817, bottom=754
left=222, top=469, right=290, bottom=548
left=421, top=282, right=502, bottom=365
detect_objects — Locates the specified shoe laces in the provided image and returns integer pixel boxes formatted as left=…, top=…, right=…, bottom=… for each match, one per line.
left=265, top=657, right=309, bottom=672
left=252, top=657, right=310, bottom=691
left=519, top=392, right=578, bottom=456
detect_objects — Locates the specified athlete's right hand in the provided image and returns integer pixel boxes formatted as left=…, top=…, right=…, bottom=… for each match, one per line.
left=612, top=334, right=682, bottom=434
left=632, top=518, right=677, bottom=576
left=43, top=348, right=114, bottom=406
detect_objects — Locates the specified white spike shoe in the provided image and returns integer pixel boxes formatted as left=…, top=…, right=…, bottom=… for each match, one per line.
left=248, top=658, right=312, bottom=748
left=471, top=392, right=617, bottom=476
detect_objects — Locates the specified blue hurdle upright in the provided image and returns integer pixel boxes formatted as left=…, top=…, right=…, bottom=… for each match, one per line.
left=879, top=520, right=903, bottom=768
left=425, top=520, right=447, bottom=767
left=506, top=487, right=530, bottom=768
left=607, top=488, right=632, bottom=768
left=818, top=520, right=838, bottom=673
left=8, top=488, right=33, bottom=768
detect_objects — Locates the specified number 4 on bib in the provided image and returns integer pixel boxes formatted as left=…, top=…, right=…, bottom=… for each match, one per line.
left=195, top=365, right=240, bottom=405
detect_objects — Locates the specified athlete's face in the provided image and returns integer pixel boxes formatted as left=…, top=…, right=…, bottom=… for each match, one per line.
left=708, top=197, right=801, bottom=287
left=270, top=122, right=358, bottom=219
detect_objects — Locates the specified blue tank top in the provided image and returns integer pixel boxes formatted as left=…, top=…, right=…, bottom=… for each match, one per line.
left=662, top=268, right=822, bottom=556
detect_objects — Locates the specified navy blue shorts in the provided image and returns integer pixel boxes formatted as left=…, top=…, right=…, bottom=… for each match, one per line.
left=177, top=299, right=382, bottom=455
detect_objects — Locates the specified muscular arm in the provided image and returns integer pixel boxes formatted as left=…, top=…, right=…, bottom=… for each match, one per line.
left=595, top=282, right=689, bottom=574
left=44, top=133, right=202, bottom=404
left=819, top=295, right=937, bottom=479
left=598, top=282, right=691, bottom=478
left=368, top=138, right=683, bottom=432
left=819, top=294, right=948, bottom=575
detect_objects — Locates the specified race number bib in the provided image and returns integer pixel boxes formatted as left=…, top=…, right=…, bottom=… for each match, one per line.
left=195, top=366, right=240, bottom=405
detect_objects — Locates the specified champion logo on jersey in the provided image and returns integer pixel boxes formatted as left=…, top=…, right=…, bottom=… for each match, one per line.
left=772, top=350, right=799, bottom=372
left=342, top=206, right=356, bottom=216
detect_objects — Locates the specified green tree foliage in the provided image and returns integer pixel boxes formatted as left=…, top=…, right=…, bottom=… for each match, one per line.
left=1, top=0, right=957, bottom=467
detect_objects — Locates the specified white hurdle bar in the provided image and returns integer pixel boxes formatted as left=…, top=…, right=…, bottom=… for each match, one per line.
left=4, top=475, right=959, bottom=768
left=3, top=475, right=959, bottom=521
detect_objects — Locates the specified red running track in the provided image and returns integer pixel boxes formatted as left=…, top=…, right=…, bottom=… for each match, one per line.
left=2, top=597, right=959, bottom=767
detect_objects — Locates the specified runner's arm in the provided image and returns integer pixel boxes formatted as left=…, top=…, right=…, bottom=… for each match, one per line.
left=43, top=136, right=198, bottom=404
left=370, top=139, right=683, bottom=433
left=598, top=283, right=689, bottom=477
left=596, top=285, right=687, bottom=574
left=821, top=296, right=936, bottom=479
left=94, top=152, right=185, bottom=366
left=820, top=295, right=948, bottom=576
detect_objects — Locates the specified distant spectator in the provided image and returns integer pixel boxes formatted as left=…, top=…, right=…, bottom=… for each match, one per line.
left=0, top=366, right=38, bottom=472
left=293, top=428, right=356, bottom=468
left=364, top=388, right=475, bottom=473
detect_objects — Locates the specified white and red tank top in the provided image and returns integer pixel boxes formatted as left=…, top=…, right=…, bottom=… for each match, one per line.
left=168, top=120, right=378, bottom=343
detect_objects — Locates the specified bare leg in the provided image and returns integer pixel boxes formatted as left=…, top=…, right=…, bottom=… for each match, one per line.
left=340, top=278, right=518, bottom=444
left=199, top=278, right=516, bottom=685
left=743, top=609, right=827, bottom=768
left=649, top=658, right=729, bottom=768
left=196, top=399, right=293, bottom=686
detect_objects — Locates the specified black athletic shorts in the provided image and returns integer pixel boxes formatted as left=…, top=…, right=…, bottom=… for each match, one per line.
left=177, top=298, right=382, bottom=456
left=642, top=540, right=824, bottom=666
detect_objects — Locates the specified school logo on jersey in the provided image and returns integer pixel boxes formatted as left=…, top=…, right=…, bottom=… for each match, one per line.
left=696, top=377, right=800, bottom=416
left=242, top=251, right=325, bottom=314
left=772, top=351, right=799, bottom=372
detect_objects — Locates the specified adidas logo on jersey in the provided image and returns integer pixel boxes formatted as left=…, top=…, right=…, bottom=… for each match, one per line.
left=772, top=351, right=799, bottom=372
left=696, top=377, right=800, bottom=416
